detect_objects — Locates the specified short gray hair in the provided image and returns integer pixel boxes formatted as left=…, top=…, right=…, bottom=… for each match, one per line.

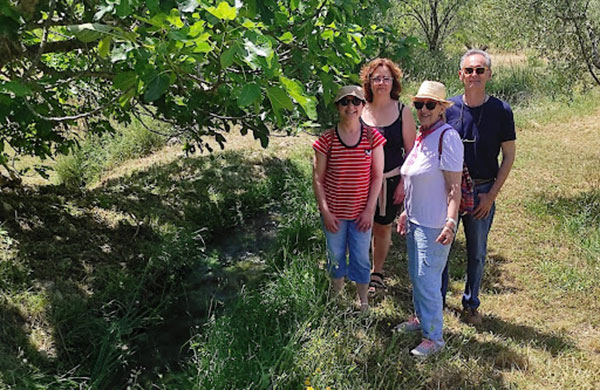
left=460, top=49, right=492, bottom=69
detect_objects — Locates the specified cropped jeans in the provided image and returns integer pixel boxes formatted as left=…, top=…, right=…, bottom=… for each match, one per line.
left=441, top=181, right=496, bottom=309
left=407, top=221, right=451, bottom=342
left=323, top=218, right=372, bottom=284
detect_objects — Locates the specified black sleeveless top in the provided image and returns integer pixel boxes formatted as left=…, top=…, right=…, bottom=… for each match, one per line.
left=361, top=103, right=405, bottom=173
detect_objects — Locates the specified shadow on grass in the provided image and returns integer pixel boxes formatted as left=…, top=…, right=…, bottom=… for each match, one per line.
left=446, top=240, right=520, bottom=297
left=370, top=224, right=576, bottom=389
left=0, top=301, right=53, bottom=387
left=0, top=150, right=304, bottom=388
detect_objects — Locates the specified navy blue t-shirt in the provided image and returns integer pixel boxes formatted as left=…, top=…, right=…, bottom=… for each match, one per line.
left=446, top=95, right=516, bottom=180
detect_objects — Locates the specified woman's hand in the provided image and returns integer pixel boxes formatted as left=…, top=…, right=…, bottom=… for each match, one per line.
left=323, top=210, right=340, bottom=233
left=392, top=177, right=405, bottom=204
left=435, top=225, right=455, bottom=245
left=396, top=211, right=407, bottom=235
left=355, top=208, right=375, bottom=232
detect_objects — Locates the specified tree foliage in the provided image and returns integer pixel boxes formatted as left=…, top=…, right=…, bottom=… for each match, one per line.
left=390, top=0, right=472, bottom=52
left=0, top=0, right=413, bottom=179
left=523, top=0, right=600, bottom=86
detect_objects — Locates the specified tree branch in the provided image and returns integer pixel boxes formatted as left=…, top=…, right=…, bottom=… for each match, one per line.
left=0, top=39, right=95, bottom=69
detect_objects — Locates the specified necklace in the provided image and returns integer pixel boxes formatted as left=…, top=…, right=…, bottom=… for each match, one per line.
left=459, top=94, right=488, bottom=142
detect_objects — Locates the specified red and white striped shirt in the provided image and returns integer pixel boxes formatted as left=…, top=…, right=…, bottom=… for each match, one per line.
left=313, top=125, right=386, bottom=220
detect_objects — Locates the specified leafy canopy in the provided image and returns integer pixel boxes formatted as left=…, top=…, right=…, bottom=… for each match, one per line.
left=0, top=0, right=413, bottom=178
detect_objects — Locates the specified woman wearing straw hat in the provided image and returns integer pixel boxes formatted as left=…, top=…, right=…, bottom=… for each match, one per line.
left=312, top=85, right=386, bottom=313
left=394, top=81, right=463, bottom=356
left=359, top=58, right=416, bottom=296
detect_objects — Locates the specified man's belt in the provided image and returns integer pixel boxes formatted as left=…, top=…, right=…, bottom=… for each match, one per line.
left=473, top=178, right=494, bottom=185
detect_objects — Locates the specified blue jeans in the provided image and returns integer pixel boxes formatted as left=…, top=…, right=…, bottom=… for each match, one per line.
left=323, top=219, right=372, bottom=284
left=407, top=221, right=451, bottom=342
left=441, top=181, right=496, bottom=309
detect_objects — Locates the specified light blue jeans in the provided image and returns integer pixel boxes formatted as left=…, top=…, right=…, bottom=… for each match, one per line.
left=407, top=221, right=451, bottom=342
left=323, top=218, right=372, bottom=284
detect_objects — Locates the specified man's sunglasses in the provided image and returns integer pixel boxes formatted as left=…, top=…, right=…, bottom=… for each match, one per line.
left=413, top=101, right=437, bottom=110
left=338, top=96, right=364, bottom=106
left=463, top=67, right=488, bottom=75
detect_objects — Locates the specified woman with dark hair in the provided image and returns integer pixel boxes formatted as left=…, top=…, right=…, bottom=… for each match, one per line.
left=313, top=85, right=386, bottom=313
left=359, top=58, right=416, bottom=294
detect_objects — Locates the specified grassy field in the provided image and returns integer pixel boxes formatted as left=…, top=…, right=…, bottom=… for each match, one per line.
left=1, top=69, right=599, bottom=388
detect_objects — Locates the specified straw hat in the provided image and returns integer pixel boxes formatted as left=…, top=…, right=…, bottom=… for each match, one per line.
left=334, top=85, right=365, bottom=103
left=411, top=81, right=454, bottom=108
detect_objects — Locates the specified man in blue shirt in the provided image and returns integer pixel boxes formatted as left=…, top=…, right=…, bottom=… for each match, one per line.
left=442, top=49, right=517, bottom=324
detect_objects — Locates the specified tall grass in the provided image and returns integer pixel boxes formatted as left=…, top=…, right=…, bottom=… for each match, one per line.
left=55, top=120, right=167, bottom=188
left=401, top=50, right=578, bottom=107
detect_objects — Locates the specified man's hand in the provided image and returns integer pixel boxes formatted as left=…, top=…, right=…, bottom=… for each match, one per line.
left=473, top=192, right=495, bottom=219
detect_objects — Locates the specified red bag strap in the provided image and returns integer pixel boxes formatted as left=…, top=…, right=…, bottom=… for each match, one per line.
left=438, top=127, right=451, bottom=160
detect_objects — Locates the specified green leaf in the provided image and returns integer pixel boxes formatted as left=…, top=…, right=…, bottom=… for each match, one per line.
left=166, top=10, right=184, bottom=28
left=237, top=83, right=261, bottom=108
left=321, top=29, right=334, bottom=41
left=98, top=36, right=112, bottom=58
left=193, top=40, right=213, bottom=53
left=67, top=23, right=113, bottom=43
left=206, top=1, right=238, bottom=20
left=189, top=20, right=206, bottom=37
left=144, top=74, right=171, bottom=102
left=290, top=0, right=299, bottom=11
left=267, top=86, right=293, bottom=111
left=0, top=81, right=32, bottom=97
left=146, top=0, right=160, bottom=14
left=167, top=29, right=189, bottom=41
left=116, top=0, right=131, bottom=18
left=220, top=44, right=237, bottom=69
left=113, top=71, right=138, bottom=91
left=278, top=32, right=294, bottom=44
left=280, top=76, right=317, bottom=119
left=119, top=87, right=136, bottom=107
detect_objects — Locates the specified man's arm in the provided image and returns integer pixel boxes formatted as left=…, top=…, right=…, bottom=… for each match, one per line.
left=472, top=140, right=516, bottom=219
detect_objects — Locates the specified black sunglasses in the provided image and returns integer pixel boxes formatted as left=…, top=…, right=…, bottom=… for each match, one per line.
left=463, top=67, right=488, bottom=75
left=338, top=96, right=364, bottom=106
left=413, top=101, right=437, bottom=110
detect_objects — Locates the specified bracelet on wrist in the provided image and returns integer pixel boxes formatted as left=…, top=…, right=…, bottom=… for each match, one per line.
left=444, top=217, right=457, bottom=233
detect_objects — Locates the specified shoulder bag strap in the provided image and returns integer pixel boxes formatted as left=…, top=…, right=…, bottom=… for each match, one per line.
left=437, top=126, right=451, bottom=161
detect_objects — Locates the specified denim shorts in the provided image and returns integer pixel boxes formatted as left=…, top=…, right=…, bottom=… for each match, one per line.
left=322, top=218, right=372, bottom=284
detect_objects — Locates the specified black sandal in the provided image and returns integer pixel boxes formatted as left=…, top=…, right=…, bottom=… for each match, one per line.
left=368, top=272, right=386, bottom=294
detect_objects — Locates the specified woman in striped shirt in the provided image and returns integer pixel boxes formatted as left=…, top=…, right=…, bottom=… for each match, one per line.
left=312, top=85, right=386, bottom=312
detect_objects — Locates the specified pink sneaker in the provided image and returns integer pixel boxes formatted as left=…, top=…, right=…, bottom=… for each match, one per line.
left=410, top=339, right=444, bottom=357
left=392, top=316, right=420, bottom=332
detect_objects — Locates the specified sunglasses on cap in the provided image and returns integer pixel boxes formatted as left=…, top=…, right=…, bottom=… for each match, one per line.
left=463, top=67, right=488, bottom=75
left=338, top=96, right=364, bottom=106
left=413, top=101, right=438, bottom=110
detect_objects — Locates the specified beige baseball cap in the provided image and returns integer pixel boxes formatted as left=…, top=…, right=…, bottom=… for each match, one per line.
left=334, top=85, right=365, bottom=103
